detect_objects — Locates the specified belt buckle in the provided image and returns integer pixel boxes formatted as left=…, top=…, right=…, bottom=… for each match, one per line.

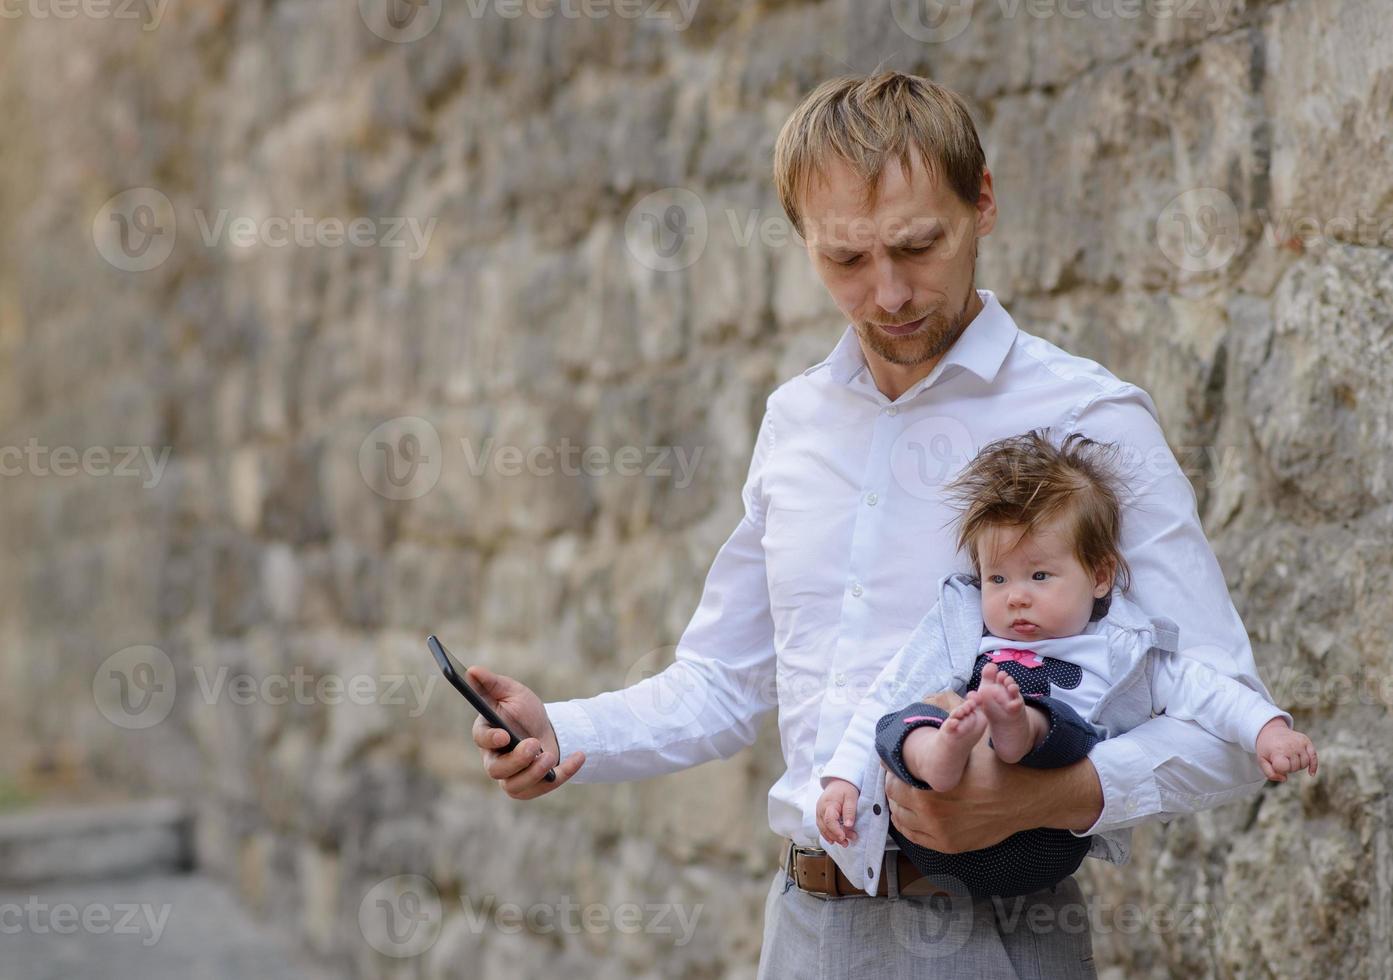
left=795, top=842, right=869, bottom=901
left=787, top=842, right=831, bottom=898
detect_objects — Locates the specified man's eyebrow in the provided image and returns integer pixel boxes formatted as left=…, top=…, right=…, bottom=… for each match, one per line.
left=815, top=223, right=944, bottom=253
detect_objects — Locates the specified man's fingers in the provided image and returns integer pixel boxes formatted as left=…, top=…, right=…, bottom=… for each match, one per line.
left=503, top=745, right=562, bottom=796
left=471, top=716, right=510, bottom=750
left=486, top=736, right=543, bottom=780
left=508, top=751, right=586, bottom=800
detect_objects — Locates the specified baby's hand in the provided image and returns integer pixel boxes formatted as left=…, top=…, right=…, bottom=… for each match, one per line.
left=816, top=778, right=860, bottom=847
left=1255, top=718, right=1318, bottom=781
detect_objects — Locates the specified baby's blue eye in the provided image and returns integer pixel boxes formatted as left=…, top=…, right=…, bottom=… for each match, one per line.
left=988, top=575, right=1004, bottom=584
left=1033, top=571, right=1049, bottom=581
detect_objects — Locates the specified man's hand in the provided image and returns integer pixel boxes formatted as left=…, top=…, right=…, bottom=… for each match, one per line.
left=467, top=665, right=586, bottom=799
left=883, top=689, right=1103, bottom=853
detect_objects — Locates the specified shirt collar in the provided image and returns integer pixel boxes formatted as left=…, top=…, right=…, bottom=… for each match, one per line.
left=809, top=289, right=1018, bottom=394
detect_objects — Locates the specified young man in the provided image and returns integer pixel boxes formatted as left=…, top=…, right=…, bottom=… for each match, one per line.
left=468, top=71, right=1283, bottom=978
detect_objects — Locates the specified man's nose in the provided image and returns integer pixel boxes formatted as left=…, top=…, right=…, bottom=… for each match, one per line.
left=871, top=257, right=912, bottom=313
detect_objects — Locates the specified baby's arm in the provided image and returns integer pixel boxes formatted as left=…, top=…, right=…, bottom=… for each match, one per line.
left=1150, top=650, right=1317, bottom=780
left=820, top=597, right=962, bottom=792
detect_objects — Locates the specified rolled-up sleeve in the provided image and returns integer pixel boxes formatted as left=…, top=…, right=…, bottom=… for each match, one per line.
left=544, top=402, right=780, bottom=783
left=1065, top=383, right=1291, bottom=842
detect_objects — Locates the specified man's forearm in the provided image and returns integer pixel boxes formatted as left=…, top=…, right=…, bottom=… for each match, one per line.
left=1039, top=757, right=1104, bottom=834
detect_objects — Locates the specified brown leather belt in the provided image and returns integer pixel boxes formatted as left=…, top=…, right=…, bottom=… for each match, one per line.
left=780, top=839, right=950, bottom=899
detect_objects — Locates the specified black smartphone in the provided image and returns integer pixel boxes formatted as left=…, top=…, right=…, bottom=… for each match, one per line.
left=427, top=634, right=557, bottom=782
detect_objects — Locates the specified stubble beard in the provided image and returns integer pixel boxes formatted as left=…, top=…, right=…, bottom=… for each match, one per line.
left=855, top=251, right=979, bottom=368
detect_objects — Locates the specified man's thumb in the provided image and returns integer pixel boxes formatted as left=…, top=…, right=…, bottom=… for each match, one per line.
left=467, top=665, right=507, bottom=698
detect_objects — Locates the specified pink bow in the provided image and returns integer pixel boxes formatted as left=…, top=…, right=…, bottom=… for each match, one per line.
left=987, top=647, right=1044, bottom=668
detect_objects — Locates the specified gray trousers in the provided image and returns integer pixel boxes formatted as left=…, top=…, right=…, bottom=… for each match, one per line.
left=754, top=859, right=1098, bottom=979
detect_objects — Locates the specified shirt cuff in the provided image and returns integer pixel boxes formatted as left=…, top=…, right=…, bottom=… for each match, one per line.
left=543, top=699, right=604, bottom=781
left=1069, top=733, right=1162, bottom=838
left=1242, top=706, right=1293, bottom=755
left=821, top=748, right=867, bottom=791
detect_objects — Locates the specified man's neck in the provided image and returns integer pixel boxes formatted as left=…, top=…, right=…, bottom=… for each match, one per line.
left=864, top=288, right=985, bottom=402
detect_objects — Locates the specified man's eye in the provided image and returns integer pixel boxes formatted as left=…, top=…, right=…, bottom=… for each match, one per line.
left=904, top=241, right=936, bottom=255
left=833, top=255, right=861, bottom=267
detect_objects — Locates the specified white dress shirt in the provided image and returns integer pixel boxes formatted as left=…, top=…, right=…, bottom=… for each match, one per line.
left=544, top=289, right=1286, bottom=869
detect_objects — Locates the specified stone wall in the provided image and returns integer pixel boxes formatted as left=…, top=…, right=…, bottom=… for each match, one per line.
left=0, top=0, right=1388, bottom=976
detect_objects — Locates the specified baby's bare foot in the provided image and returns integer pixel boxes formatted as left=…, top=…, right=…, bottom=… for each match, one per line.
left=977, top=662, right=1045, bottom=764
left=902, top=694, right=988, bottom=792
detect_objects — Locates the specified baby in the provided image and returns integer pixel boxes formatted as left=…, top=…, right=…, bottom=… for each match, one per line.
left=816, top=428, right=1317, bottom=898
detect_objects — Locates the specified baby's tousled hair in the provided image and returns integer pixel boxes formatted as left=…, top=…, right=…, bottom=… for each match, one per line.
left=942, top=428, right=1133, bottom=620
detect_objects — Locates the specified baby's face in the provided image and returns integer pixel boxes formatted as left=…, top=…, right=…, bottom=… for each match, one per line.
left=977, top=516, right=1112, bottom=642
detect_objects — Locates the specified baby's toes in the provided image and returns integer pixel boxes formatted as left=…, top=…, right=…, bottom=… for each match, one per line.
left=1001, top=675, right=1021, bottom=702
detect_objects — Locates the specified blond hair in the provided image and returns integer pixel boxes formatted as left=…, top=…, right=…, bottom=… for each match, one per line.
left=773, top=69, right=986, bottom=239
left=944, top=429, right=1133, bottom=617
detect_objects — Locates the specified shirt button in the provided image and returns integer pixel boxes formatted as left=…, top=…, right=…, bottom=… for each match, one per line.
left=867, top=867, right=875, bottom=878
left=851, top=583, right=863, bottom=597
left=873, top=804, right=881, bottom=815
left=865, top=492, right=878, bottom=506
left=886, top=406, right=899, bottom=416
left=835, top=672, right=847, bottom=686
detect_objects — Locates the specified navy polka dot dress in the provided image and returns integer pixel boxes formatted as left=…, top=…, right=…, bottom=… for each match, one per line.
left=873, top=650, right=1101, bottom=899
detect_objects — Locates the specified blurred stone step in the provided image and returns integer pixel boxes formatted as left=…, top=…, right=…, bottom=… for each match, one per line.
left=0, top=798, right=191, bottom=886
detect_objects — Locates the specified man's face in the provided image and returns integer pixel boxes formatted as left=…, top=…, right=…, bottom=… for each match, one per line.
left=800, top=151, right=995, bottom=368
left=977, top=516, right=1113, bottom=642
